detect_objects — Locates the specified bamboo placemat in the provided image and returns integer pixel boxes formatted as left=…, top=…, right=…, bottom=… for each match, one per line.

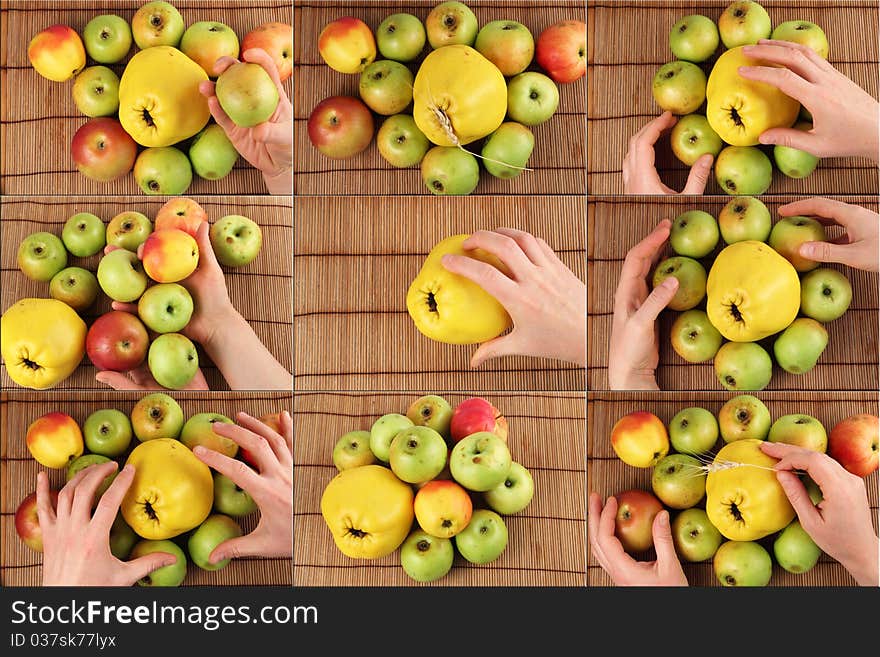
left=293, top=391, right=586, bottom=586
left=587, top=0, right=879, bottom=195
left=293, top=0, right=586, bottom=196
left=294, top=195, right=586, bottom=391
left=0, top=391, right=293, bottom=587
left=587, top=196, right=880, bottom=391
left=0, top=196, right=292, bottom=390
left=587, top=391, right=880, bottom=587
left=0, top=0, right=292, bottom=196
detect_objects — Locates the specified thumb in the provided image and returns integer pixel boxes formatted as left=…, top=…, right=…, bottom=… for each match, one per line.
left=651, top=510, right=680, bottom=567
left=759, top=127, right=816, bottom=153
left=634, top=277, right=678, bottom=325
left=125, top=551, right=178, bottom=583
left=776, top=470, right=822, bottom=532
left=798, top=240, right=847, bottom=265
left=681, top=153, right=713, bottom=194
left=471, top=333, right=520, bottom=368
left=209, top=535, right=258, bottom=564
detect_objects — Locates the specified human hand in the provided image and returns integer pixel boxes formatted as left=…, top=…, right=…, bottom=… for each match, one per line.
left=761, top=442, right=879, bottom=586
left=778, top=197, right=880, bottom=273
left=588, top=492, right=688, bottom=586
left=440, top=228, right=586, bottom=367
left=37, top=462, right=177, bottom=586
left=192, top=411, right=293, bottom=562
left=95, top=358, right=210, bottom=391
left=623, top=111, right=714, bottom=194
left=199, top=48, right=293, bottom=194
left=739, top=40, right=880, bottom=161
left=608, top=220, right=678, bottom=390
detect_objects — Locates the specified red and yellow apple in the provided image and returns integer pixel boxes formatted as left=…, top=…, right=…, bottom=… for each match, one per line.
left=241, top=22, right=293, bottom=81
left=614, top=489, right=664, bottom=554
left=141, top=229, right=199, bottom=283
left=71, top=117, right=138, bottom=182
left=318, top=17, right=376, bottom=74
left=28, top=24, right=86, bottom=82
left=611, top=411, right=670, bottom=468
left=86, top=310, right=149, bottom=372
left=154, top=198, right=208, bottom=237
left=414, top=479, right=473, bottom=539
left=26, top=412, right=84, bottom=469
left=307, top=96, right=374, bottom=159
left=15, top=490, right=59, bottom=552
left=535, top=20, right=586, bottom=83
left=829, top=414, right=879, bottom=477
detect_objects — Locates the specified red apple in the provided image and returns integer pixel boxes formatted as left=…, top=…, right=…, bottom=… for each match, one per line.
left=155, top=197, right=208, bottom=237
left=307, top=96, right=374, bottom=159
left=828, top=414, right=879, bottom=477
left=535, top=20, right=586, bottom=84
left=614, top=489, right=663, bottom=554
left=15, top=490, right=59, bottom=552
left=241, top=22, right=293, bottom=82
left=450, top=397, right=508, bottom=443
left=86, top=310, right=149, bottom=371
left=70, top=117, right=138, bottom=182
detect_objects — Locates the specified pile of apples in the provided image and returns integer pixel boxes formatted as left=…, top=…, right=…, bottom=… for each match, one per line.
left=608, top=401, right=878, bottom=586
left=307, top=1, right=586, bottom=195
left=655, top=196, right=852, bottom=391
left=27, top=1, right=292, bottom=194
left=5, top=197, right=262, bottom=390
left=15, top=395, right=284, bottom=587
left=652, top=0, right=828, bottom=194
left=320, top=395, right=534, bottom=582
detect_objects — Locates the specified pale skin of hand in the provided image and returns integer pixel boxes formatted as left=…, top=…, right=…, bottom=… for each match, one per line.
left=623, top=111, right=714, bottom=194
left=199, top=48, right=293, bottom=195
left=738, top=40, right=880, bottom=162
left=779, top=197, right=880, bottom=273
left=588, top=492, right=689, bottom=587
left=760, top=442, right=879, bottom=586
left=440, top=228, right=586, bottom=367
left=96, top=223, right=292, bottom=391
left=37, top=462, right=177, bottom=586
left=193, top=412, right=293, bottom=563
left=608, top=220, right=679, bottom=390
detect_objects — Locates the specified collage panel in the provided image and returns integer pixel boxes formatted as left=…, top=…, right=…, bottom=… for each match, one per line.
left=294, top=195, right=586, bottom=391
left=1, top=390, right=293, bottom=586
left=292, top=391, right=586, bottom=586
left=587, top=391, right=880, bottom=587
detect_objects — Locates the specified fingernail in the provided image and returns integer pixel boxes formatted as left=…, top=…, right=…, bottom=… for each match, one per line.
left=659, top=511, right=669, bottom=527
left=758, top=134, right=772, bottom=145
left=123, top=464, right=134, bottom=474
left=799, top=243, right=817, bottom=257
left=660, top=277, right=679, bottom=290
left=192, top=446, right=206, bottom=456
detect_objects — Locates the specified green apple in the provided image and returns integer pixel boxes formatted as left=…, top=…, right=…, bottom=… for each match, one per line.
left=109, top=513, right=138, bottom=560
left=652, top=61, right=706, bottom=115
left=332, top=430, right=377, bottom=471
left=179, top=21, right=240, bottom=78
left=400, top=529, right=454, bottom=582
left=425, top=1, right=478, bottom=49
left=715, top=146, right=773, bottom=196
left=771, top=20, right=829, bottom=58
left=377, top=114, right=430, bottom=168
left=481, top=122, right=534, bottom=179
left=669, top=14, right=719, bottom=63
left=215, top=62, right=279, bottom=127
left=718, top=0, right=772, bottom=49
left=406, top=394, right=454, bottom=438
left=651, top=454, right=706, bottom=509
left=773, top=318, right=828, bottom=375
left=359, top=60, right=413, bottom=115
left=131, top=392, right=184, bottom=442
left=717, top=394, right=772, bottom=443
left=800, top=267, right=852, bottom=322
left=62, top=212, right=105, bottom=257
left=130, top=539, right=186, bottom=587
left=774, top=122, right=820, bottom=179
left=774, top=520, right=822, bottom=574
left=376, top=13, right=426, bottom=62
left=17, top=232, right=66, bottom=282
left=803, top=475, right=823, bottom=504
left=106, top=211, right=152, bottom=251
left=672, top=508, right=723, bottom=562
left=188, top=514, right=242, bottom=571
left=454, top=509, right=508, bottom=564
left=82, top=14, right=132, bottom=64
left=369, top=413, right=414, bottom=462
left=131, top=1, right=185, bottom=49
left=421, top=146, right=480, bottom=196
left=669, top=406, right=719, bottom=455
left=714, top=341, right=773, bottom=391
left=714, top=540, right=773, bottom=586
left=670, top=113, right=723, bottom=166
left=180, top=413, right=236, bottom=456
left=506, top=72, right=559, bottom=126
left=670, top=210, right=720, bottom=258
left=49, top=267, right=99, bottom=312
left=389, top=426, right=448, bottom=484
left=97, top=249, right=148, bottom=302
left=67, top=454, right=116, bottom=500
left=72, top=66, right=119, bottom=118
left=768, top=413, right=828, bottom=453
left=137, top=283, right=194, bottom=334
left=147, top=333, right=199, bottom=390
left=450, top=432, right=512, bottom=492
left=213, top=472, right=258, bottom=517
left=210, top=215, right=263, bottom=268
left=134, top=146, right=192, bottom=196
left=651, top=256, right=707, bottom=311
left=474, top=20, right=534, bottom=77
left=84, top=408, right=132, bottom=457
left=670, top=309, right=723, bottom=363
left=718, top=196, right=772, bottom=244
left=484, top=461, right=534, bottom=515
left=769, top=216, right=826, bottom=272
left=188, top=124, right=239, bottom=181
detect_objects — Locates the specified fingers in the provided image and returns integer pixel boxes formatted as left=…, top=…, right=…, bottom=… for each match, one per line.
left=56, top=462, right=99, bottom=519
left=193, top=221, right=221, bottom=272
left=651, top=510, right=680, bottom=569
left=492, top=228, right=552, bottom=267
left=634, top=111, right=676, bottom=152
left=278, top=410, right=293, bottom=452
left=797, top=240, right=849, bottom=265
left=776, top=470, right=823, bottom=532
left=103, top=244, right=122, bottom=255
left=211, top=55, right=239, bottom=78
left=441, top=254, right=517, bottom=306
left=198, top=79, right=216, bottom=98
left=758, top=127, right=816, bottom=150
left=95, top=371, right=147, bottom=391
left=92, top=464, right=134, bottom=533
left=747, top=40, right=834, bottom=74
left=777, top=197, right=853, bottom=223
left=461, top=231, right=535, bottom=280
left=209, top=534, right=259, bottom=563
left=470, top=333, right=519, bottom=368
left=207, top=95, right=237, bottom=134
left=193, top=445, right=261, bottom=493
left=633, top=276, right=679, bottom=325
left=125, top=550, right=179, bottom=583
left=242, top=48, right=287, bottom=102
left=110, top=301, right=139, bottom=314
left=737, top=65, right=811, bottom=103
left=233, top=412, right=290, bottom=467
left=760, top=441, right=840, bottom=485
left=616, top=220, right=672, bottom=294
left=211, top=421, right=276, bottom=470
left=681, top=153, right=714, bottom=194
left=71, top=461, right=118, bottom=520
left=36, top=471, right=56, bottom=527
